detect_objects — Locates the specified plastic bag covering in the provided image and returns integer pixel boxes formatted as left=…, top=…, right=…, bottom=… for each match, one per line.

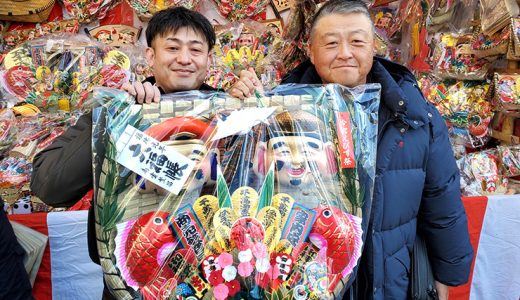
left=458, top=149, right=508, bottom=196
left=498, top=145, right=520, bottom=177
left=207, top=21, right=282, bottom=91
left=0, top=19, right=80, bottom=55
left=418, top=76, right=492, bottom=148
left=0, top=33, right=131, bottom=112
left=126, top=0, right=201, bottom=21
left=0, top=109, right=18, bottom=157
left=61, top=0, right=121, bottom=24
left=91, top=83, right=380, bottom=300
left=426, top=0, right=478, bottom=34
left=212, top=0, right=269, bottom=21
left=431, top=33, right=492, bottom=80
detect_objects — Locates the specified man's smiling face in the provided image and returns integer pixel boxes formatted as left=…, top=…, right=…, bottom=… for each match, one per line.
left=146, top=27, right=211, bottom=93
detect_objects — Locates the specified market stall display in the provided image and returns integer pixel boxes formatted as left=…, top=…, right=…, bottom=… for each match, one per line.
left=2, top=0, right=520, bottom=298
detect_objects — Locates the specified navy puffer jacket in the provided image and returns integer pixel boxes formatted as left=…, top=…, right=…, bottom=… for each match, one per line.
left=282, top=57, right=473, bottom=299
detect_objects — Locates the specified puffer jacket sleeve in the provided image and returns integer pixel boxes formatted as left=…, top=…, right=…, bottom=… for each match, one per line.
left=418, top=103, right=473, bottom=286
left=31, top=112, right=93, bottom=207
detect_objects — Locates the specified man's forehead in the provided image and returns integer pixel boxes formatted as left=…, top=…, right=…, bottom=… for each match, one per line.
left=314, top=13, right=373, bottom=35
left=159, top=27, right=207, bottom=44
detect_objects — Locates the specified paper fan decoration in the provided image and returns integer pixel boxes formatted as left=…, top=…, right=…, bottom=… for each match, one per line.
left=213, top=0, right=269, bottom=21
left=61, top=0, right=121, bottom=23
left=126, top=0, right=201, bottom=21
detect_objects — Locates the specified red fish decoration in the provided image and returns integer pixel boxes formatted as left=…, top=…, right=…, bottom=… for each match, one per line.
left=309, top=206, right=363, bottom=291
left=116, top=211, right=177, bottom=297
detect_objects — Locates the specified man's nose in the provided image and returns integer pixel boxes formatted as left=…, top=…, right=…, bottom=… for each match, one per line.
left=176, top=48, right=191, bottom=64
left=337, top=42, right=354, bottom=59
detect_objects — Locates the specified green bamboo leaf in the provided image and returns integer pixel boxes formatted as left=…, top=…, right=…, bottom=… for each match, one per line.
left=217, top=165, right=232, bottom=208
left=257, top=162, right=275, bottom=212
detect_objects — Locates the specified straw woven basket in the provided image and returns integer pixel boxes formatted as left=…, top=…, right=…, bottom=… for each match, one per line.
left=508, top=17, right=520, bottom=60
left=471, top=27, right=510, bottom=58
left=0, top=0, right=54, bottom=23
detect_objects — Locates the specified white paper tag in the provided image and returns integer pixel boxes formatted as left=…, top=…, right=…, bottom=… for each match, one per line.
left=115, top=125, right=196, bottom=195
left=211, top=107, right=277, bottom=141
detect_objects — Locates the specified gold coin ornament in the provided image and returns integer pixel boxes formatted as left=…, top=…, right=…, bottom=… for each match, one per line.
left=272, top=193, right=295, bottom=227
left=103, top=50, right=131, bottom=71
left=204, top=238, right=223, bottom=256
left=257, top=206, right=281, bottom=230
left=275, top=239, right=294, bottom=254
left=193, top=195, right=219, bottom=229
left=4, top=47, right=32, bottom=69
left=213, top=208, right=237, bottom=251
left=231, top=186, right=259, bottom=217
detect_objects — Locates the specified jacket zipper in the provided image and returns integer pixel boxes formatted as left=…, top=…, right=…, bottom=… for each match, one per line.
left=377, top=117, right=397, bottom=144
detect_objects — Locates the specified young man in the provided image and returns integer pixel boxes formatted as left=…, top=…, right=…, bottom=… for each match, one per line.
left=229, top=1, right=473, bottom=299
left=30, top=7, right=216, bottom=299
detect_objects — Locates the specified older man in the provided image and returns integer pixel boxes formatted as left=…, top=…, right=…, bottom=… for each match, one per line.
left=229, top=1, right=473, bottom=299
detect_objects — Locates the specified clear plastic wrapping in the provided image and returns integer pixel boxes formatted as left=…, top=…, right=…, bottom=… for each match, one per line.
left=431, top=33, right=492, bottom=80
left=125, top=0, right=201, bottom=21
left=61, top=0, right=121, bottom=24
left=459, top=149, right=508, bottom=196
left=208, top=21, right=283, bottom=91
left=91, top=83, right=380, bottom=299
left=0, top=33, right=132, bottom=112
left=418, top=76, right=492, bottom=148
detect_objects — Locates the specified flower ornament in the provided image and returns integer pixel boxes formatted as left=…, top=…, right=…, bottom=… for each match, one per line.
left=253, top=242, right=268, bottom=259
left=214, top=283, right=229, bottom=300
left=237, top=249, right=255, bottom=277
left=222, top=265, right=238, bottom=281
left=218, top=252, right=233, bottom=268
left=238, top=249, right=253, bottom=262
left=225, top=279, right=241, bottom=297
left=238, top=261, right=254, bottom=277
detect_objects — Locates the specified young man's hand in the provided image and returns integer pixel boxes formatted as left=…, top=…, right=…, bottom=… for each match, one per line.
left=227, top=67, right=263, bottom=99
left=122, top=81, right=161, bottom=104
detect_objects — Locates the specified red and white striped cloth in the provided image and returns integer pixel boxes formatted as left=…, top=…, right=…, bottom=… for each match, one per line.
left=9, top=210, right=103, bottom=300
left=451, top=195, right=520, bottom=300
left=8, top=195, right=520, bottom=300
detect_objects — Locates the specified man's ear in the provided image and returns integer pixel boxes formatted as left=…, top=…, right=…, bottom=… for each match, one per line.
left=207, top=50, right=213, bottom=67
left=308, top=43, right=315, bottom=64
left=145, top=47, right=155, bottom=68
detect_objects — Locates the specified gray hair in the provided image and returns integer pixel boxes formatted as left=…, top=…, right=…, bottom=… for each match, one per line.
left=309, top=0, right=374, bottom=42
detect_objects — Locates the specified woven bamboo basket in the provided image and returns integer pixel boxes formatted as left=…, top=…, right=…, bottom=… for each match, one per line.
left=509, top=17, right=520, bottom=59
left=471, top=27, right=510, bottom=58
left=0, top=0, right=54, bottom=23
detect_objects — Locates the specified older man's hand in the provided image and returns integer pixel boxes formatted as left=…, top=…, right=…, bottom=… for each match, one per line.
left=122, top=81, right=161, bottom=104
left=227, top=67, right=263, bottom=99
left=435, top=280, right=449, bottom=300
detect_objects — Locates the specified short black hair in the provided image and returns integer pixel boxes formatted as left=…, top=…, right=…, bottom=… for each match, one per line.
left=146, top=7, right=216, bottom=51
left=310, top=0, right=373, bottom=42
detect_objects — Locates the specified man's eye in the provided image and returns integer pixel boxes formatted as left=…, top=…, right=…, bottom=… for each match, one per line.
left=326, top=41, right=338, bottom=46
left=169, top=47, right=179, bottom=51
left=191, top=48, right=202, bottom=53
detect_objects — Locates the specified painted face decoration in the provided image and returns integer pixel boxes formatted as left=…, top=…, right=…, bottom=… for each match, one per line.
left=254, top=111, right=337, bottom=189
